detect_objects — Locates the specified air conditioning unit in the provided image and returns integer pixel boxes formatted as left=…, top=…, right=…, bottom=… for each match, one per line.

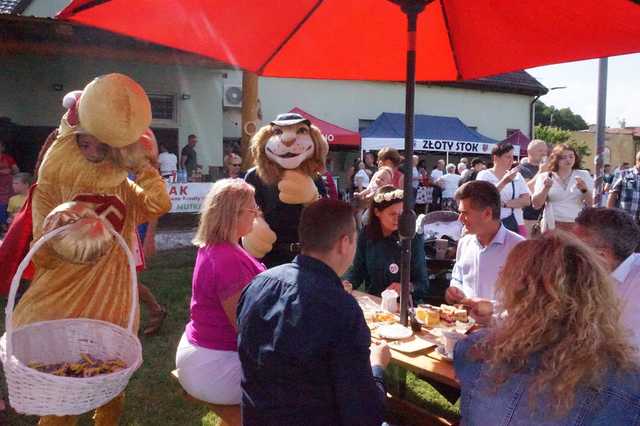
left=223, top=84, right=243, bottom=108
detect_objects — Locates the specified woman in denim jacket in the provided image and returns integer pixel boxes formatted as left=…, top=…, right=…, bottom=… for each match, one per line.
left=454, top=231, right=640, bottom=425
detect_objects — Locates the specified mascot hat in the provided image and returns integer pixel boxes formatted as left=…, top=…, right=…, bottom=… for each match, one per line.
left=78, top=73, right=151, bottom=148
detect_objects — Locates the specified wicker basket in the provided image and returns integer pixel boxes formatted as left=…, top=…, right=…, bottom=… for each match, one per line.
left=0, top=224, right=143, bottom=416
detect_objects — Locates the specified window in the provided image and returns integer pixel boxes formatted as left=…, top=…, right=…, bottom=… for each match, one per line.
left=149, top=94, right=177, bottom=122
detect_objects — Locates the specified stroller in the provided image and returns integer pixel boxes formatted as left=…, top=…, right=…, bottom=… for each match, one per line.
left=416, top=210, right=462, bottom=304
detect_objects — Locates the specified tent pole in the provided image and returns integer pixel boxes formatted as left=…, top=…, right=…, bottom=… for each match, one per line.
left=394, top=0, right=428, bottom=326
left=594, top=58, right=608, bottom=207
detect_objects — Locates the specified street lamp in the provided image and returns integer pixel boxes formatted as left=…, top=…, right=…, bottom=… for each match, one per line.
left=530, top=85, right=567, bottom=138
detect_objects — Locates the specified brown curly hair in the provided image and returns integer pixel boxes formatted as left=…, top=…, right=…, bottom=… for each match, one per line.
left=250, top=123, right=328, bottom=185
left=543, top=143, right=581, bottom=172
left=475, top=231, right=637, bottom=415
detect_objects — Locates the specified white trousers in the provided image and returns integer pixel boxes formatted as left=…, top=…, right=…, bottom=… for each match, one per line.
left=175, top=333, right=242, bottom=405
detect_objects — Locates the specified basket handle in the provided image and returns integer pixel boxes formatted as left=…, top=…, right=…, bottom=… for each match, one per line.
left=4, top=222, right=139, bottom=360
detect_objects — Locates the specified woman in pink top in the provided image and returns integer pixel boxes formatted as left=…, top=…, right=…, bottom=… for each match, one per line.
left=175, top=179, right=265, bottom=415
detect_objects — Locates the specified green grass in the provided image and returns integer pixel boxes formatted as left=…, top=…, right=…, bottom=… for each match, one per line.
left=3, top=248, right=459, bottom=425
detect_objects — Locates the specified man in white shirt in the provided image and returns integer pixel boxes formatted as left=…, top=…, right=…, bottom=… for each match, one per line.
left=446, top=180, right=525, bottom=302
left=158, top=143, right=178, bottom=181
left=573, top=207, right=640, bottom=349
left=430, top=159, right=445, bottom=181
left=436, top=163, right=462, bottom=210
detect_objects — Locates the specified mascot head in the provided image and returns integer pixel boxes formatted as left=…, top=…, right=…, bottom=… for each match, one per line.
left=251, top=113, right=328, bottom=185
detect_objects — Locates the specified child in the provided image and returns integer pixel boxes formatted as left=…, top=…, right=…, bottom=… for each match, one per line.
left=7, top=173, right=32, bottom=223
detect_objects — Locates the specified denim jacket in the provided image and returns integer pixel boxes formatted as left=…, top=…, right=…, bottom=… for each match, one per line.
left=454, top=330, right=640, bottom=425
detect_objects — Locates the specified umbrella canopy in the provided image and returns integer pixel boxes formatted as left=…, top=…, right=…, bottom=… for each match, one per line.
left=289, top=107, right=360, bottom=149
left=58, top=0, right=640, bottom=81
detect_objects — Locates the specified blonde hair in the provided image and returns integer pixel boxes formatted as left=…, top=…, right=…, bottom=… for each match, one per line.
left=476, top=231, right=637, bottom=415
left=192, top=178, right=255, bottom=247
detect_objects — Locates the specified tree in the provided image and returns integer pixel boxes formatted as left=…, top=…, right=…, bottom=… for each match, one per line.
left=534, top=125, right=591, bottom=167
left=534, top=101, right=588, bottom=131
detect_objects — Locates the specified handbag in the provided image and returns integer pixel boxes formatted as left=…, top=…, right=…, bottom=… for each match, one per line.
left=501, top=181, right=519, bottom=233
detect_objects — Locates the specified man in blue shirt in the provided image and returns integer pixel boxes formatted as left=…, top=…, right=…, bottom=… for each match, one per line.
left=237, top=199, right=390, bottom=426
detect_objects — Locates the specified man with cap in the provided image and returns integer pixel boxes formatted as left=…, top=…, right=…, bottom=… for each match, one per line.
left=11, top=73, right=171, bottom=425
left=243, top=113, right=328, bottom=268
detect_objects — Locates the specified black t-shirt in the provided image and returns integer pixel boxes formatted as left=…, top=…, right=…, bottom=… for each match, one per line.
left=519, top=163, right=542, bottom=220
left=181, top=144, right=197, bottom=176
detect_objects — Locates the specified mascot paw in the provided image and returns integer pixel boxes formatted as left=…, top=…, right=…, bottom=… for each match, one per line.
left=111, top=128, right=158, bottom=172
left=278, top=170, right=319, bottom=205
left=242, top=216, right=277, bottom=259
left=43, top=202, right=115, bottom=264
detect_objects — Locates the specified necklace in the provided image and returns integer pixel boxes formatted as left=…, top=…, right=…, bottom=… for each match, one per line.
left=557, top=170, right=573, bottom=190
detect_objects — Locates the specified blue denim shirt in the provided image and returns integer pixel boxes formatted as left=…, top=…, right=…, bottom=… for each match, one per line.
left=237, top=255, right=385, bottom=426
left=454, top=330, right=640, bottom=425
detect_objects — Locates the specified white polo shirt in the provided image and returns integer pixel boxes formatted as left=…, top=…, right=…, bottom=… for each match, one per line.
left=611, top=253, right=640, bottom=349
left=450, top=225, right=525, bottom=300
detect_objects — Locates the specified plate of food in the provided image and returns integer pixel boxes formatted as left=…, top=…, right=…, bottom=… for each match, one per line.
left=377, top=323, right=413, bottom=340
left=413, top=304, right=475, bottom=333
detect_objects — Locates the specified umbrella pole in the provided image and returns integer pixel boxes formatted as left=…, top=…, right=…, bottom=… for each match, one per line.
left=394, top=0, right=429, bottom=326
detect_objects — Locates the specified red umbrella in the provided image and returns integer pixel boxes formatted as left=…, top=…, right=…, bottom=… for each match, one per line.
left=58, top=0, right=640, bottom=324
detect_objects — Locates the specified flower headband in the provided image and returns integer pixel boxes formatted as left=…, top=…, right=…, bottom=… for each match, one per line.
left=373, top=189, right=403, bottom=204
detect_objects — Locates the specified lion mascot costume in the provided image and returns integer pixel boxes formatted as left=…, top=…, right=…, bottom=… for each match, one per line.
left=10, top=73, right=171, bottom=425
left=243, top=113, right=328, bottom=267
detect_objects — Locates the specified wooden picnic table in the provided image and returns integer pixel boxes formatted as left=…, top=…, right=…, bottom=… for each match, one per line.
left=353, top=290, right=459, bottom=390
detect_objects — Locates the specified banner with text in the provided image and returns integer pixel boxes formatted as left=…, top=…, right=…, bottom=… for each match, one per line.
left=362, top=137, right=519, bottom=156
left=167, top=182, right=213, bottom=213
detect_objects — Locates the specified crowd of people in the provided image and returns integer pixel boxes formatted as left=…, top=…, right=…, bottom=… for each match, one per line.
left=172, top=144, right=639, bottom=425
left=1, top=77, right=639, bottom=425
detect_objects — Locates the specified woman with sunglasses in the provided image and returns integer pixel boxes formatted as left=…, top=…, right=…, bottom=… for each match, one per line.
left=532, top=144, right=593, bottom=231
left=224, top=152, right=245, bottom=179
left=176, top=179, right=264, bottom=425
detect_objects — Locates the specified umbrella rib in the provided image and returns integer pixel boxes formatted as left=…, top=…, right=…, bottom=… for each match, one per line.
left=438, top=0, right=463, bottom=80
left=64, top=0, right=113, bottom=15
left=257, top=0, right=324, bottom=74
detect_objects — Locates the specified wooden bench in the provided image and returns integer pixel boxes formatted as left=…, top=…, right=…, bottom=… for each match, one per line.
left=171, top=369, right=241, bottom=426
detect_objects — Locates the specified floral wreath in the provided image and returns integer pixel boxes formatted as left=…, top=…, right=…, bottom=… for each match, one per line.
left=373, top=189, right=403, bottom=203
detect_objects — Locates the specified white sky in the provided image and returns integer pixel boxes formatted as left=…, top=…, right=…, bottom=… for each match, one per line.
left=527, top=53, right=640, bottom=128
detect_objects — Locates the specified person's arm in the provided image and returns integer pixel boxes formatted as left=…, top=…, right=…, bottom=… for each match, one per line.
left=495, top=167, right=520, bottom=192
left=532, top=173, right=552, bottom=209
left=221, top=289, right=243, bottom=332
left=331, top=300, right=386, bottom=426
left=446, top=240, right=467, bottom=304
left=576, top=171, right=594, bottom=206
left=504, top=178, right=530, bottom=209
left=607, top=175, right=623, bottom=208
left=127, top=164, right=172, bottom=224
left=342, top=231, right=368, bottom=291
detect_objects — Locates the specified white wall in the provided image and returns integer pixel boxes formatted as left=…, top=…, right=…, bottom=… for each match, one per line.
left=22, top=0, right=69, bottom=17
left=1, top=54, right=224, bottom=168
left=256, top=77, right=531, bottom=141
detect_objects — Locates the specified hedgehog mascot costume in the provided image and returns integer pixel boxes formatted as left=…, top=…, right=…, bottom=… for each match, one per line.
left=243, top=113, right=329, bottom=267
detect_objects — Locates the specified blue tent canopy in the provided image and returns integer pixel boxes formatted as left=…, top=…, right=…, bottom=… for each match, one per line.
left=360, top=113, right=515, bottom=156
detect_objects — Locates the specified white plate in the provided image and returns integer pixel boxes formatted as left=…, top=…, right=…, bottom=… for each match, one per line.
left=436, top=345, right=454, bottom=361
left=377, top=324, right=413, bottom=340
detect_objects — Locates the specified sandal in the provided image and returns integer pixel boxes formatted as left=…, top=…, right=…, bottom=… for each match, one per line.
left=143, top=305, right=167, bottom=336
